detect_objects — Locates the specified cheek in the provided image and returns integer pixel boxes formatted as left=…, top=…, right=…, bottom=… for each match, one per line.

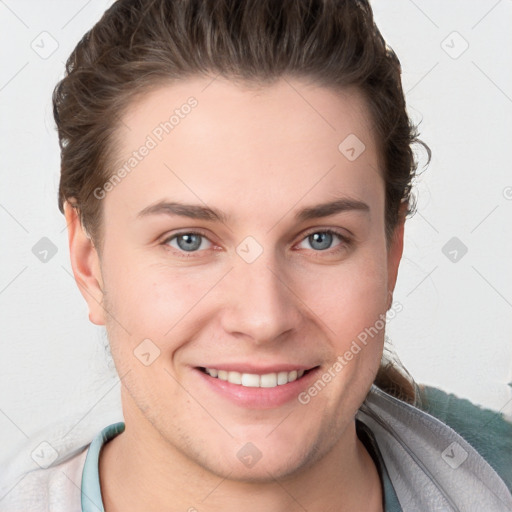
left=101, top=252, right=224, bottom=345
left=300, top=248, right=389, bottom=338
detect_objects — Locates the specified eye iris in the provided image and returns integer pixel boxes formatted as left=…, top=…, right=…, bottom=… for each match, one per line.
left=177, top=233, right=202, bottom=251
left=310, top=232, right=332, bottom=251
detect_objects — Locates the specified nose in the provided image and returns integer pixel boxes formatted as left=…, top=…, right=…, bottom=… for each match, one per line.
left=219, top=249, right=302, bottom=346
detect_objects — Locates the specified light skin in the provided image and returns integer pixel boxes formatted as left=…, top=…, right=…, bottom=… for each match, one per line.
left=65, top=75, right=405, bottom=512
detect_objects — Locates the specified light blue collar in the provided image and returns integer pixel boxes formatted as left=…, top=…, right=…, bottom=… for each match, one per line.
left=81, top=422, right=125, bottom=512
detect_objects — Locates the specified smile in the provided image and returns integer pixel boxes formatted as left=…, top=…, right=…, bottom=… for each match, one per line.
left=200, top=368, right=310, bottom=388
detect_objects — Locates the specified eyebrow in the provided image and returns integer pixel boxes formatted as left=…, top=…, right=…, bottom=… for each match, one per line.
left=137, top=197, right=370, bottom=224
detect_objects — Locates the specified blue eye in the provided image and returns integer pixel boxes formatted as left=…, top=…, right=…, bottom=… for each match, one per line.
left=164, top=231, right=212, bottom=254
left=307, top=231, right=336, bottom=251
left=298, top=229, right=348, bottom=253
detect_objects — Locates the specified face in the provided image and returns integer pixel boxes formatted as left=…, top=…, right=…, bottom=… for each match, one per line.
left=68, top=76, right=404, bottom=482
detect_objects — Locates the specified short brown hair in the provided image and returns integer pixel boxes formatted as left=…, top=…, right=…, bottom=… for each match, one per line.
left=53, top=0, right=430, bottom=404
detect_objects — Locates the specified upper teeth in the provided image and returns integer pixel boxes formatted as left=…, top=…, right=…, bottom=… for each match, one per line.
left=205, top=368, right=305, bottom=388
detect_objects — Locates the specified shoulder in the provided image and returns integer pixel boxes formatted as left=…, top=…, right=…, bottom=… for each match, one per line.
left=0, top=447, right=88, bottom=512
left=417, top=384, right=512, bottom=493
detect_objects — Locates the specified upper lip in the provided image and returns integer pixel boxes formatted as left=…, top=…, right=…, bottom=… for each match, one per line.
left=197, top=364, right=318, bottom=374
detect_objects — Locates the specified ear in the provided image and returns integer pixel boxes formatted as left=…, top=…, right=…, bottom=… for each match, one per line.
left=64, top=201, right=106, bottom=325
left=386, top=202, right=407, bottom=309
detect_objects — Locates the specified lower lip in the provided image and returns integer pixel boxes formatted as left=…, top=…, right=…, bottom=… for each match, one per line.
left=194, top=367, right=320, bottom=409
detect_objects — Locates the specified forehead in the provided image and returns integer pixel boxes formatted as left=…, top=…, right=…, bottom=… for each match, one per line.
left=106, top=76, right=383, bottom=225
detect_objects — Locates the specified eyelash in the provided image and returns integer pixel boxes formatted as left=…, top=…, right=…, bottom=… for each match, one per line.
left=161, top=228, right=351, bottom=259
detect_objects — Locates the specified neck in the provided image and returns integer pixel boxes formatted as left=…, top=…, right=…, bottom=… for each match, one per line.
left=99, top=398, right=383, bottom=512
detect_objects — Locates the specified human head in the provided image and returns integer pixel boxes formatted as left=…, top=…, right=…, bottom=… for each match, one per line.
left=55, top=0, right=429, bottom=405
left=54, top=0, right=429, bottom=252
left=56, top=0, right=430, bottom=488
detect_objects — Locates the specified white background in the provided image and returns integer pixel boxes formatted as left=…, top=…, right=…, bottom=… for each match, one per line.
left=1, top=0, right=511, bottom=487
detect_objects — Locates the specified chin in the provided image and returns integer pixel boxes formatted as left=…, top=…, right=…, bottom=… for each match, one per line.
left=207, top=451, right=314, bottom=484
left=192, top=428, right=326, bottom=484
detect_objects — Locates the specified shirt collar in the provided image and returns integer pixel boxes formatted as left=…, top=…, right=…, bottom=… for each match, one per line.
left=81, top=421, right=125, bottom=512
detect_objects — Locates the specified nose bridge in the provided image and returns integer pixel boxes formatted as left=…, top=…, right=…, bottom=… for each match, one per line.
left=219, top=244, right=300, bottom=343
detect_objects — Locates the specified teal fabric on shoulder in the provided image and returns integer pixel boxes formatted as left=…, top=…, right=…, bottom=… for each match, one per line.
left=81, top=422, right=125, bottom=512
left=418, top=385, right=512, bottom=494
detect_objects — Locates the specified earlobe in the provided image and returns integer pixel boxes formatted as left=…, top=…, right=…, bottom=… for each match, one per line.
left=64, top=201, right=106, bottom=326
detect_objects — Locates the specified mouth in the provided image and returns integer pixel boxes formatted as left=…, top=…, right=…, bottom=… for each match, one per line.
left=197, top=367, right=316, bottom=388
